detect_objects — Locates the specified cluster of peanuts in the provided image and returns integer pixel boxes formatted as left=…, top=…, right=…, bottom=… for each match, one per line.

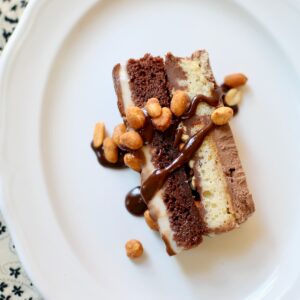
left=224, top=72, right=248, bottom=104
left=93, top=90, right=191, bottom=172
left=212, top=73, right=248, bottom=125
left=93, top=72, right=248, bottom=169
left=93, top=120, right=144, bottom=171
left=127, top=90, right=190, bottom=131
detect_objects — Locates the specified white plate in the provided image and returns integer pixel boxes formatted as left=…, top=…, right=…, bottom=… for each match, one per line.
left=0, top=0, right=300, bottom=299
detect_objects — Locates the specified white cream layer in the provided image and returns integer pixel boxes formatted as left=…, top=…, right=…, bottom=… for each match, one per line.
left=119, top=65, right=135, bottom=109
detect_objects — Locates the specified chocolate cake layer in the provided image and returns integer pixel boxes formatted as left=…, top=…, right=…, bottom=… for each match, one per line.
left=127, top=54, right=170, bottom=107
left=150, top=127, right=205, bottom=249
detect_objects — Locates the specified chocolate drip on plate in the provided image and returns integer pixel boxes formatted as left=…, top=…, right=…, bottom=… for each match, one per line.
left=125, top=186, right=147, bottom=216
left=91, top=143, right=127, bottom=169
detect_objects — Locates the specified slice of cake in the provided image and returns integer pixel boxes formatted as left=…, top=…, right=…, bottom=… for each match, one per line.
left=113, top=55, right=205, bottom=254
left=165, top=52, right=255, bottom=233
left=105, top=50, right=254, bottom=255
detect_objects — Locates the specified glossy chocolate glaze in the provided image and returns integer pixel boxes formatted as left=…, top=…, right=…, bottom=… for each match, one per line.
left=139, top=85, right=232, bottom=203
left=141, top=120, right=214, bottom=203
left=91, top=143, right=127, bottom=169
left=181, top=95, right=219, bottom=120
left=174, top=127, right=183, bottom=148
left=138, top=111, right=154, bottom=144
left=181, top=87, right=224, bottom=120
left=92, top=83, right=237, bottom=216
left=125, top=186, right=147, bottom=216
left=228, top=104, right=239, bottom=115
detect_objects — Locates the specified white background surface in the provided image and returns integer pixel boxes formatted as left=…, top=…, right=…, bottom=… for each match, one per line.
left=0, top=0, right=300, bottom=299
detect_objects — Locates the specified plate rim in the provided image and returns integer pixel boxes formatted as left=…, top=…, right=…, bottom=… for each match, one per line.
left=0, top=0, right=300, bottom=299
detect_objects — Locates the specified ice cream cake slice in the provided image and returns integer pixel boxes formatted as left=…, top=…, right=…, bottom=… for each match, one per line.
left=92, top=50, right=255, bottom=256
left=165, top=51, right=254, bottom=233
left=113, top=55, right=205, bottom=254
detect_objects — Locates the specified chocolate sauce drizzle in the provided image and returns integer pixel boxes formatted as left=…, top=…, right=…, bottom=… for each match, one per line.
left=139, top=87, right=226, bottom=203
left=92, top=84, right=236, bottom=215
left=138, top=111, right=154, bottom=144
left=174, top=128, right=183, bottom=147
left=141, top=120, right=214, bottom=203
left=181, top=94, right=220, bottom=120
left=125, top=186, right=147, bottom=216
left=91, top=142, right=127, bottom=169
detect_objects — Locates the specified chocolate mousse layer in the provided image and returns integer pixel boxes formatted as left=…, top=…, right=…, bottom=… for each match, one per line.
left=211, top=125, right=254, bottom=224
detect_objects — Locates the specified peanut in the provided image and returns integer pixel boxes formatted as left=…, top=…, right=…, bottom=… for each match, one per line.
left=125, top=239, right=143, bottom=259
left=93, top=122, right=105, bottom=148
left=120, top=131, right=143, bottom=150
left=170, top=90, right=189, bottom=116
left=124, top=152, right=144, bottom=172
left=224, top=73, right=248, bottom=88
left=145, top=98, right=162, bottom=118
left=144, top=210, right=158, bottom=231
left=126, top=106, right=146, bottom=129
left=152, top=107, right=172, bottom=131
left=224, top=88, right=242, bottom=106
left=103, top=137, right=118, bottom=163
left=211, top=107, right=233, bottom=125
left=112, top=123, right=126, bottom=146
